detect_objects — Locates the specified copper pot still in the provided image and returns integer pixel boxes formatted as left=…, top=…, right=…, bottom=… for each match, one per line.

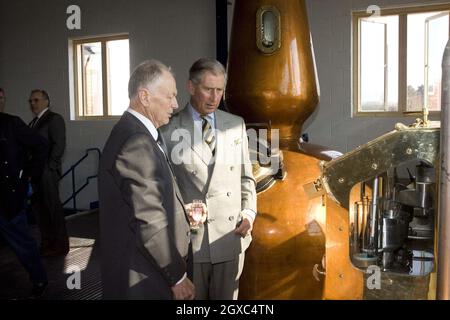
left=226, top=0, right=327, bottom=299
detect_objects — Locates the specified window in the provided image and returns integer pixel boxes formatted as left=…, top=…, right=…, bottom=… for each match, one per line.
left=72, top=34, right=130, bottom=119
left=353, top=5, right=450, bottom=116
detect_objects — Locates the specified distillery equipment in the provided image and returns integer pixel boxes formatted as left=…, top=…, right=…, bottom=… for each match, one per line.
left=226, top=0, right=449, bottom=300
left=226, top=0, right=325, bottom=299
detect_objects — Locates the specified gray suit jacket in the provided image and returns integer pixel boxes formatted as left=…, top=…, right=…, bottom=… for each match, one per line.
left=160, top=106, right=257, bottom=264
left=98, top=112, right=191, bottom=299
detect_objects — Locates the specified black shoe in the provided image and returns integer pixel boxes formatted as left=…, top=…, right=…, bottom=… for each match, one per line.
left=28, top=281, right=48, bottom=299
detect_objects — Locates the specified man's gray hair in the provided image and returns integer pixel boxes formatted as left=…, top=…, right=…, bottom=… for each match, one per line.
left=128, top=60, right=173, bottom=99
left=189, top=58, right=226, bottom=85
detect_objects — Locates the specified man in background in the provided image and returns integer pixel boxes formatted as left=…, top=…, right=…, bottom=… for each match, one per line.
left=28, top=89, right=68, bottom=257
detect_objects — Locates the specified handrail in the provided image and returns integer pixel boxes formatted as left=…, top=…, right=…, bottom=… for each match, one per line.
left=62, top=175, right=98, bottom=208
left=61, top=148, right=101, bottom=212
left=60, top=148, right=101, bottom=180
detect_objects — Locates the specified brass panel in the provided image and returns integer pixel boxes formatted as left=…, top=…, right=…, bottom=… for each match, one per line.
left=321, top=126, right=440, bottom=209
left=324, top=196, right=364, bottom=300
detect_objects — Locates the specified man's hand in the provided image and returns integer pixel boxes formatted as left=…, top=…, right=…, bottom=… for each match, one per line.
left=234, top=217, right=252, bottom=238
left=171, top=278, right=195, bottom=300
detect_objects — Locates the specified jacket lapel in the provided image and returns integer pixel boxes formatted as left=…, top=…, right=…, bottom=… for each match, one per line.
left=207, top=112, right=231, bottom=193
left=33, top=109, right=50, bottom=130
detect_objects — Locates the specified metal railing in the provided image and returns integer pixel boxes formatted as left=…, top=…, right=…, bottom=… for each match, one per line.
left=61, top=148, right=101, bottom=212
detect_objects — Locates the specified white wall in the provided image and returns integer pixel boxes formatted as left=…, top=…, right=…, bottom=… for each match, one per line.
left=0, top=0, right=216, bottom=210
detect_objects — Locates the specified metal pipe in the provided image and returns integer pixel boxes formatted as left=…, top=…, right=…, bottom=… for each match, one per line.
left=353, top=202, right=360, bottom=253
left=354, top=181, right=365, bottom=253
left=360, top=181, right=366, bottom=199
left=369, top=177, right=379, bottom=254
left=437, top=39, right=450, bottom=300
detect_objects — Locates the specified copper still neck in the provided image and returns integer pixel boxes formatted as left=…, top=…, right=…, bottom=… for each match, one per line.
left=225, top=0, right=319, bottom=146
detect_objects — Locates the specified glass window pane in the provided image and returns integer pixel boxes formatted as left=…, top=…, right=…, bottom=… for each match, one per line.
left=426, top=12, right=449, bottom=111
left=359, top=15, right=399, bottom=113
left=385, top=16, right=399, bottom=112
left=406, top=12, right=448, bottom=112
left=107, top=39, right=130, bottom=116
left=81, top=42, right=103, bottom=116
left=360, top=20, right=386, bottom=111
left=407, top=13, right=427, bottom=112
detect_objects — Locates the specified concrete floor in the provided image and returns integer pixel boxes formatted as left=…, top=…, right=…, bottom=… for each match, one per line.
left=0, top=210, right=102, bottom=300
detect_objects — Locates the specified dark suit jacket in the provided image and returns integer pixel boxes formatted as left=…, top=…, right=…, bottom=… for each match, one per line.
left=98, top=111, right=190, bottom=299
left=0, top=113, right=49, bottom=220
left=30, top=109, right=66, bottom=175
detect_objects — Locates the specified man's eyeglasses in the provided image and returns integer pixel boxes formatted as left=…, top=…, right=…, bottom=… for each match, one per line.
left=28, top=98, right=44, bottom=103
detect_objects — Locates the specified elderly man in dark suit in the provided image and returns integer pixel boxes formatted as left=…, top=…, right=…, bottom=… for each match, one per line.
left=98, top=60, right=194, bottom=299
left=0, top=87, right=49, bottom=298
left=28, top=89, right=68, bottom=257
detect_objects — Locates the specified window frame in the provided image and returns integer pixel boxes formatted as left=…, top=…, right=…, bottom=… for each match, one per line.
left=72, top=33, right=129, bottom=120
left=352, top=4, right=450, bottom=117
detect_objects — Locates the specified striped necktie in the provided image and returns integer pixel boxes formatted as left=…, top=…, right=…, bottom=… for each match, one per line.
left=201, top=116, right=216, bottom=154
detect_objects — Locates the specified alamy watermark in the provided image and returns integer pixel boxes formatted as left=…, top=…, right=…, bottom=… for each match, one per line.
left=66, top=265, right=81, bottom=290
left=167, top=127, right=281, bottom=173
left=366, top=265, right=381, bottom=290
left=367, top=5, right=381, bottom=18
left=66, top=5, right=81, bottom=30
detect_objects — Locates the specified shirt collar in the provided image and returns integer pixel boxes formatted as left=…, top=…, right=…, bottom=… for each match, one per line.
left=126, top=108, right=158, bottom=141
left=37, top=107, right=49, bottom=119
left=188, top=103, right=215, bottom=123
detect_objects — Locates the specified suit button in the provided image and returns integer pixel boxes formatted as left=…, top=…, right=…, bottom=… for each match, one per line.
left=230, top=166, right=234, bottom=171
left=228, top=216, right=234, bottom=221
left=5, top=176, right=8, bottom=179
left=12, top=189, right=15, bottom=193
left=4, top=161, right=7, bottom=165
left=191, top=170, right=197, bottom=175
left=227, top=192, right=231, bottom=197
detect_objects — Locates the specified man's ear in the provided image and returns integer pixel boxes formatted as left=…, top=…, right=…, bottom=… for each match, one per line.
left=187, top=80, right=196, bottom=96
left=138, top=88, right=150, bottom=106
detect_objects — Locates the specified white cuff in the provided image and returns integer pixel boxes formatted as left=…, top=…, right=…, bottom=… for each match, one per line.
left=175, top=273, right=187, bottom=285
left=241, top=209, right=256, bottom=224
